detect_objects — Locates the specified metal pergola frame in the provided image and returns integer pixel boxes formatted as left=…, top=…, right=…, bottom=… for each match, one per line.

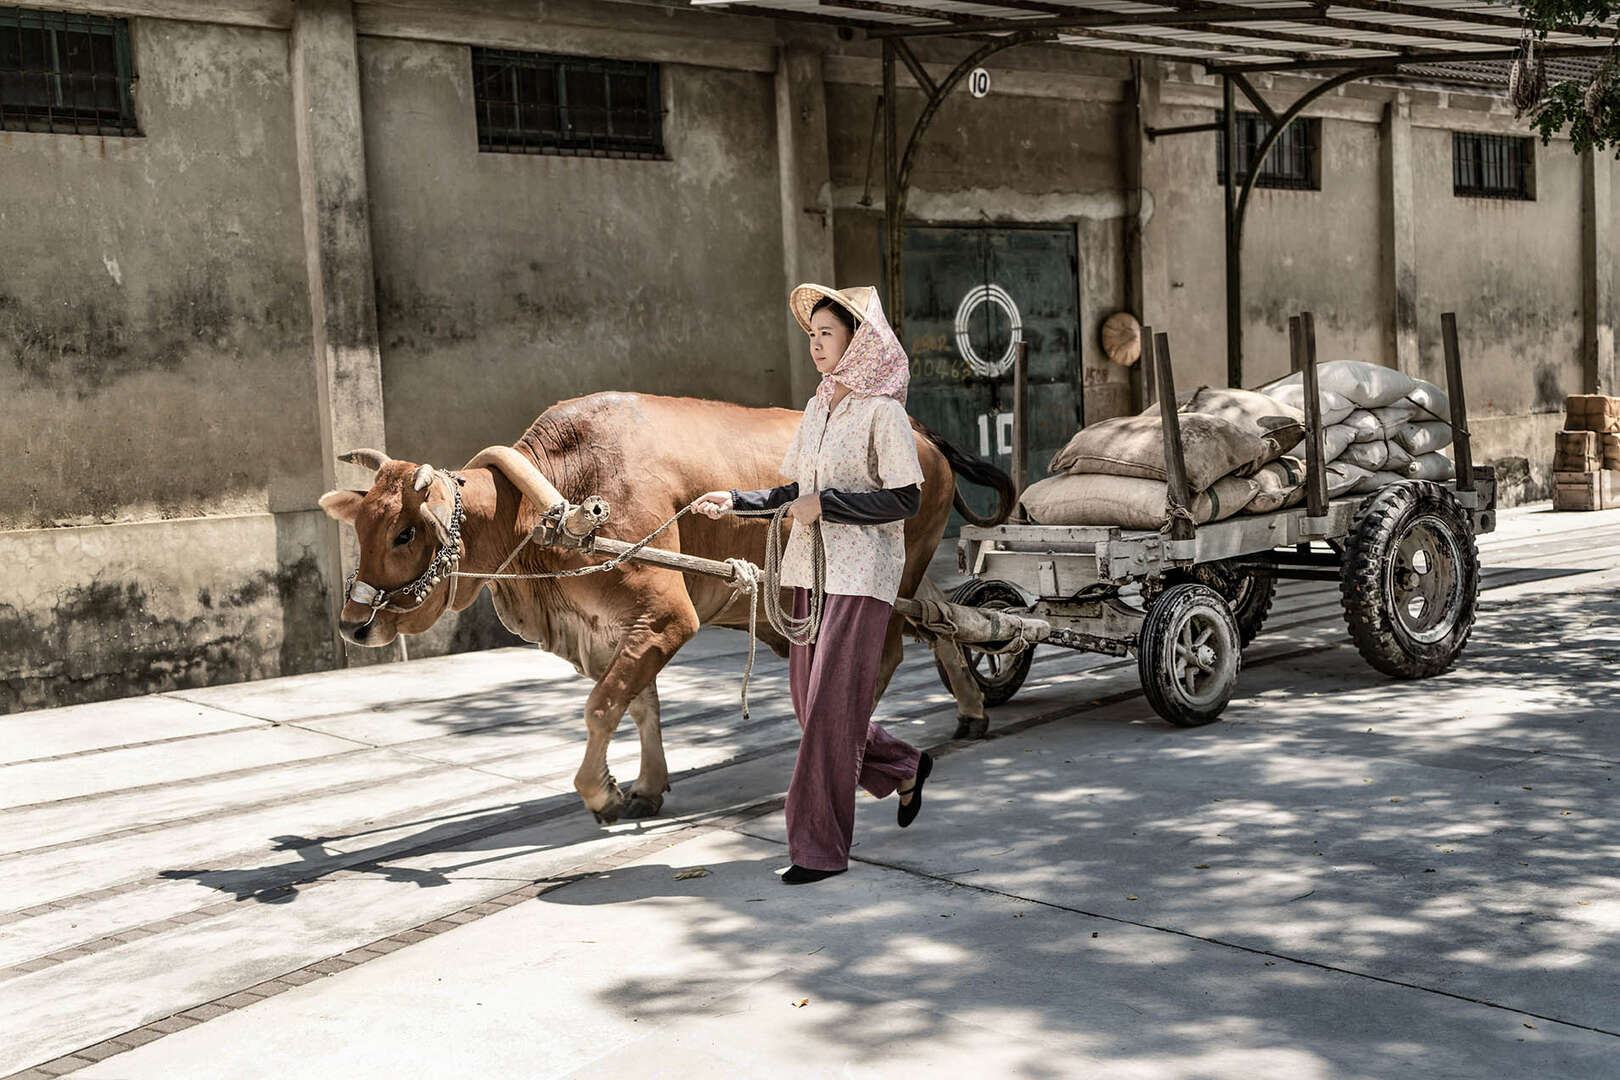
left=690, top=0, right=1611, bottom=387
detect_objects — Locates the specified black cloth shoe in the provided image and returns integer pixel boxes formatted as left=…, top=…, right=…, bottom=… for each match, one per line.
left=897, top=751, right=933, bottom=829
left=781, top=864, right=846, bottom=885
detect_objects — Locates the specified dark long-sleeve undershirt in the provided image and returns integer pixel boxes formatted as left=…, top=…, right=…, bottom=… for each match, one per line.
left=728, top=482, right=921, bottom=525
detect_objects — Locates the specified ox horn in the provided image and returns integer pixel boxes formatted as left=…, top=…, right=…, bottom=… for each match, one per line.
left=339, top=448, right=392, bottom=472
left=463, top=445, right=566, bottom=515
left=413, top=464, right=436, bottom=492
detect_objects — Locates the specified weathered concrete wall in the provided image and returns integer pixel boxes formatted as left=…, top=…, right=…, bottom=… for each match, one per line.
left=0, top=19, right=320, bottom=528
left=0, top=511, right=331, bottom=712
left=358, top=36, right=793, bottom=476
left=823, top=44, right=1134, bottom=424
left=1411, top=115, right=1586, bottom=502
left=0, top=17, right=339, bottom=711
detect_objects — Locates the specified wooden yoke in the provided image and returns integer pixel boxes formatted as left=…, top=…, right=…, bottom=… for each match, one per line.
left=1441, top=312, right=1475, bottom=493
left=1152, top=330, right=1196, bottom=543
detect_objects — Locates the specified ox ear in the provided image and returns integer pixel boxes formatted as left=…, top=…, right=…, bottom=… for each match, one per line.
left=412, top=464, right=436, bottom=492
left=319, top=489, right=366, bottom=524
left=422, top=505, right=452, bottom=546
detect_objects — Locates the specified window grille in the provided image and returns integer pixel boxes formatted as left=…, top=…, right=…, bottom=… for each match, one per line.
left=471, top=48, right=663, bottom=158
left=0, top=6, right=138, bottom=136
left=1215, top=110, right=1318, bottom=191
left=1452, top=132, right=1534, bottom=200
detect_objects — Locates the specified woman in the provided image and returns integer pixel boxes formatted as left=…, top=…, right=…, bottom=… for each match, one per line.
left=694, top=283, right=935, bottom=886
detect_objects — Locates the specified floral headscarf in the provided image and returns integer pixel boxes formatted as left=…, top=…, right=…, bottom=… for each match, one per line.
left=813, top=291, right=911, bottom=407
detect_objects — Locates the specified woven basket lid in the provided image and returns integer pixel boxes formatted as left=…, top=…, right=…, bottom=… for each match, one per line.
left=1101, top=311, right=1142, bottom=367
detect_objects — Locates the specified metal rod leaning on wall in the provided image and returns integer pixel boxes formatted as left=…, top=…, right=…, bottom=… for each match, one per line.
left=1223, top=75, right=1240, bottom=389
left=1011, top=340, right=1028, bottom=502
left=1153, top=330, right=1197, bottom=543
left=1441, top=311, right=1476, bottom=493
left=1296, top=312, right=1330, bottom=518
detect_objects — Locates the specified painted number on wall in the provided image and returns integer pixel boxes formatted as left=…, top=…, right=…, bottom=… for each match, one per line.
left=977, top=411, right=1014, bottom=458
left=968, top=68, right=991, bottom=99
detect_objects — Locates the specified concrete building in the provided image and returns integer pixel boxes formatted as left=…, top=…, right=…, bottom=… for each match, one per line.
left=2, top=0, right=1610, bottom=711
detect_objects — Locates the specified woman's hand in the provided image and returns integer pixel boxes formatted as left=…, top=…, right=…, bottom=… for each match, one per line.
left=788, top=492, right=822, bottom=524
left=692, top=491, right=734, bottom=519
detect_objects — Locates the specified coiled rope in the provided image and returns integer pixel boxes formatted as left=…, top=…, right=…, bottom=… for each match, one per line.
left=451, top=499, right=826, bottom=721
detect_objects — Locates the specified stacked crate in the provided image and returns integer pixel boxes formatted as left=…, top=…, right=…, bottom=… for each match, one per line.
left=1554, top=395, right=1620, bottom=510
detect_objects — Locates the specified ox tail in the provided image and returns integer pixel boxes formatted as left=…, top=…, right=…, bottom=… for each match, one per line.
left=910, top=418, right=1016, bottom=528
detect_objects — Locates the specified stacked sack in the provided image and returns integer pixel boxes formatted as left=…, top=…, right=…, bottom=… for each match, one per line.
left=1015, top=362, right=1456, bottom=531
left=1017, top=386, right=1305, bottom=528
left=1257, top=360, right=1455, bottom=497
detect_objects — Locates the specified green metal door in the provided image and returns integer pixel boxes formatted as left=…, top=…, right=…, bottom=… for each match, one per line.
left=898, top=226, right=1082, bottom=532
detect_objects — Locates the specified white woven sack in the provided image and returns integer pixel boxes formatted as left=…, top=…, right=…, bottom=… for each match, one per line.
left=1016, top=472, right=1258, bottom=529
left=1249, top=456, right=1306, bottom=513
left=1372, top=402, right=1417, bottom=436
left=1342, top=410, right=1384, bottom=444
left=1405, top=379, right=1451, bottom=423
left=1339, top=440, right=1389, bottom=471
left=1354, top=470, right=1409, bottom=494
left=1321, top=424, right=1356, bottom=462
left=1406, top=452, right=1455, bottom=481
left=1267, top=361, right=1418, bottom=409
left=1326, top=461, right=1371, bottom=498
left=1395, top=421, right=1453, bottom=456
left=1260, top=382, right=1355, bottom=427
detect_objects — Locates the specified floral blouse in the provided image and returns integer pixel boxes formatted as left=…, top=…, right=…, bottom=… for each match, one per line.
left=776, top=392, right=926, bottom=605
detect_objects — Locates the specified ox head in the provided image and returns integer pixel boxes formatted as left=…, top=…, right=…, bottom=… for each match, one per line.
left=320, top=448, right=463, bottom=647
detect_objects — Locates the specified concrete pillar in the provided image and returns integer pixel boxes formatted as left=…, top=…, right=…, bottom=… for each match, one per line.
left=775, top=43, right=836, bottom=408
left=1582, top=147, right=1615, bottom=394
left=290, top=0, right=396, bottom=665
left=1380, top=93, right=1418, bottom=376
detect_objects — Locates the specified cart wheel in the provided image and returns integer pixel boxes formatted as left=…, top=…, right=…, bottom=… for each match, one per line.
left=1340, top=480, right=1478, bottom=678
left=1138, top=583, right=1241, bottom=727
left=932, top=579, right=1035, bottom=707
left=1169, top=561, right=1276, bottom=648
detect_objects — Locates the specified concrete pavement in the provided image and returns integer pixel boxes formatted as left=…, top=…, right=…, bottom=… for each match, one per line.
left=3, top=504, right=1620, bottom=1078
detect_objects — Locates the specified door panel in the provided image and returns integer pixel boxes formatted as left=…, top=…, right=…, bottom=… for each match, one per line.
left=898, top=226, right=1082, bottom=533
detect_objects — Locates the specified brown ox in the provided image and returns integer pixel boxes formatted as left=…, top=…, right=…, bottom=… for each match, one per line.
left=320, top=392, right=1011, bottom=824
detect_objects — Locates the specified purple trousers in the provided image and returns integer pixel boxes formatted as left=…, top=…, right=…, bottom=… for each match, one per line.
left=785, top=587, right=922, bottom=871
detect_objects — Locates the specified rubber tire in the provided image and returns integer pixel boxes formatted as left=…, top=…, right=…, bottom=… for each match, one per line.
left=932, top=579, right=1036, bottom=708
left=1168, top=562, right=1277, bottom=649
left=1340, top=480, right=1479, bottom=679
left=1138, top=583, right=1241, bottom=727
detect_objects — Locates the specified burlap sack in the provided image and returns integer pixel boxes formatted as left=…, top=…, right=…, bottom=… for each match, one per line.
left=1017, top=472, right=1258, bottom=529
left=1048, top=413, right=1273, bottom=492
left=1249, top=456, right=1306, bottom=513
left=1146, top=387, right=1305, bottom=454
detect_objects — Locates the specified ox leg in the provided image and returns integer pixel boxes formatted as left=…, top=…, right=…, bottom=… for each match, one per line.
left=620, top=682, right=670, bottom=820
left=575, top=618, right=693, bottom=826
left=908, top=577, right=989, bottom=739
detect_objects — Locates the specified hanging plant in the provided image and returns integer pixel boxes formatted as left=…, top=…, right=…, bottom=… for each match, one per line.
left=1510, top=29, right=1548, bottom=117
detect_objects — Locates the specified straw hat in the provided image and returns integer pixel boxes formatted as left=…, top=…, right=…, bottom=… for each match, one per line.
left=789, top=283, right=877, bottom=334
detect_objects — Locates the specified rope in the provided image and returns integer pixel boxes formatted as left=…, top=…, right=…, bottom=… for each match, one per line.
left=450, top=498, right=827, bottom=722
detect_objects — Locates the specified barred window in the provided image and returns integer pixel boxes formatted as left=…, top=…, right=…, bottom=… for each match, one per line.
left=1453, top=132, right=1534, bottom=200
left=471, top=48, right=663, bottom=158
left=1216, top=110, right=1319, bottom=191
left=0, top=6, right=138, bottom=136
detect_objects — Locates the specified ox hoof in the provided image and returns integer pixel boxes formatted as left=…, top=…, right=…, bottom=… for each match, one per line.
left=621, top=792, right=665, bottom=820
left=588, top=783, right=627, bottom=825
left=952, top=715, right=989, bottom=740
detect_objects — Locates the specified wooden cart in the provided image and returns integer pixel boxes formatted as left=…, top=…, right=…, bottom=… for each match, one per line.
left=937, top=311, right=1496, bottom=726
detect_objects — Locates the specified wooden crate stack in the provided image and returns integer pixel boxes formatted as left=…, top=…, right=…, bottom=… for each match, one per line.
left=1554, top=395, right=1620, bottom=510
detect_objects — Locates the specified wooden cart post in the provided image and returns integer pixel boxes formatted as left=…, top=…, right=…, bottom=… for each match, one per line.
left=1294, top=312, right=1329, bottom=519
left=1153, top=331, right=1196, bottom=543
left=1011, top=340, right=1029, bottom=502
left=1440, top=312, right=1475, bottom=494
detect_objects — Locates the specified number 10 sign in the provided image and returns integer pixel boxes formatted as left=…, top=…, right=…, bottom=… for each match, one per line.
left=968, top=67, right=990, bottom=98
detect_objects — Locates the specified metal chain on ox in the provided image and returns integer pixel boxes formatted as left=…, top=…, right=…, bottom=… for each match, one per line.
left=450, top=499, right=826, bottom=721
